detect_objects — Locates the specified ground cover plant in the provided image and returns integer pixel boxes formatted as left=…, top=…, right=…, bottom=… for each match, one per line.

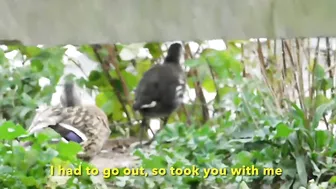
left=0, top=39, right=335, bottom=188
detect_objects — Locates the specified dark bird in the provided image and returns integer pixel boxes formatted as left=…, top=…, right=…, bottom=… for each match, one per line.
left=133, top=43, right=186, bottom=146
left=27, top=81, right=111, bottom=161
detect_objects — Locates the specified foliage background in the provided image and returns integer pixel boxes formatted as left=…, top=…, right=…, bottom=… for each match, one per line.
left=0, top=39, right=336, bottom=189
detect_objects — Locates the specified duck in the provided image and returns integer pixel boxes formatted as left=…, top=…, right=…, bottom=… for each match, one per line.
left=133, top=43, right=186, bottom=146
left=27, top=81, right=111, bottom=161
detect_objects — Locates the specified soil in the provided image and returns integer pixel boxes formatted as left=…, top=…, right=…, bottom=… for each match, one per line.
left=91, top=137, right=151, bottom=171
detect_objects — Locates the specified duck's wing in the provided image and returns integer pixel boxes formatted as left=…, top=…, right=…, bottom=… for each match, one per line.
left=28, top=105, right=111, bottom=161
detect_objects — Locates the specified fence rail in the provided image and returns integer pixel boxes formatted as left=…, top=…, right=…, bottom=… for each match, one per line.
left=0, top=0, right=335, bottom=45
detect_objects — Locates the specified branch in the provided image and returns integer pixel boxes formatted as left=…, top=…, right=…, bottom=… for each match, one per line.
left=206, top=59, right=221, bottom=117
left=91, top=45, right=132, bottom=123
left=184, top=43, right=209, bottom=124
left=308, top=38, right=320, bottom=125
left=104, top=44, right=131, bottom=103
left=256, top=39, right=282, bottom=113
left=283, top=41, right=304, bottom=109
left=65, top=55, right=88, bottom=78
left=325, top=38, right=334, bottom=98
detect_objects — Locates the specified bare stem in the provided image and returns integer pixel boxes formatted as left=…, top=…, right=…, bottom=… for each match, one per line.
left=184, top=43, right=209, bottom=124
left=91, top=45, right=132, bottom=123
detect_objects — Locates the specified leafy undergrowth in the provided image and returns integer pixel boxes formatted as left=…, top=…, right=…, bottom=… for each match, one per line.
left=0, top=41, right=336, bottom=189
left=0, top=121, right=104, bottom=189
left=1, top=81, right=336, bottom=189
left=110, top=80, right=336, bottom=189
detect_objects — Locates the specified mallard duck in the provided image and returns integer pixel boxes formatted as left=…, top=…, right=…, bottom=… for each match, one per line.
left=133, top=43, right=186, bottom=146
left=27, top=82, right=111, bottom=161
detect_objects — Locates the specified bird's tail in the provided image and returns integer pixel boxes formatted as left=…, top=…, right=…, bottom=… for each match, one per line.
left=60, top=81, right=81, bottom=107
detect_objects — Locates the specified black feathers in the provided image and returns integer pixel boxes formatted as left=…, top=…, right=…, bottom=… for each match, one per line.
left=60, top=82, right=81, bottom=107
left=63, top=82, right=76, bottom=106
left=133, top=43, right=186, bottom=146
left=164, top=43, right=183, bottom=63
left=133, top=43, right=185, bottom=117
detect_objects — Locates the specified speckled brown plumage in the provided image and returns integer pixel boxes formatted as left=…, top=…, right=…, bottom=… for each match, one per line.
left=28, top=80, right=111, bottom=162
left=28, top=104, right=110, bottom=161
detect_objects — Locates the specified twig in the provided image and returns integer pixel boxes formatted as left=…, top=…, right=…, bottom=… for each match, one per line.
left=206, top=59, right=221, bottom=117
left=241, top=43, right=246, bottom=77
left=325, top=63, right=336, bottom=73
left=104, top=45, right=131, bottom=103
left=280, top=40, right=289, bottom=106
left=326, top=38, right=334, bottom=97
left=307, top=39, right=311, bottom=94
left=322, top=113, right=330, bottom=131
left=284, top=40, right=310, bottom=129
left=65, top=55, right=88, bottom=78
left=256, top=39, right=282, bottom=113
left=283, top=41, right=304, bottom=109
left=91, top=45, right=132, bottom=123
left=309, top=38, right=320, bottom=125
left=184, top=43, right=209, bottom=124
left=273, top=40, right=284, bottom=109
left=295, top=39, right=307, bottom=117
left=281, top=40, right=287, bottom=79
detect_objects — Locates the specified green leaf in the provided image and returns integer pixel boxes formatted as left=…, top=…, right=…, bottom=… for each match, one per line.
left=235, top=151, right=252, bottom=165
left=89, top=70, right=103, bottom=81
left=329, top=176, right=336, bottom=183
left=202, top=77, right=216, bottom=92
left=36, top=133, right=52, bottom=144
left=142, top=155, right=167, bottom=169
left=0, top=49, right=5, bottom=64
left=19, top=107, right=32, bottom=119
left=315, top=94, right=330, bottom=108
left=320, top=78, right=333, bottom=91
left=313, top=99, right=336, bottom=129
left=87, top=70, right=110, bottom=88
left=115, top=44, right=124, bottom=52
left=218, top=86, right=236, bottom=96
left=136, top=59, right=152, bottom=76
left=78, top=45, right=98, bottom=61
left=238, top=181, right=250, bottom=189
left=144, top=43, right=162, bottom=59
left=0, top=165, right=13, bottom=174
left=96, top=92, right=114, bottom=115
left=102, top=100, right=114, bottom=115
left=40, top=148, right=59, bottom=162
left=21, top=93, right=36, bottom=107
left=185, top=58, right=205, bottom=68
left=22, top=46, right=42, bottom=58
left=30, top=59, right=44, bottom=72
left=308, top=62, right=325, bottom=79
left=0, top=121, right=26, bottom=140
left=121, top=71, right=138, bottom=90
left=295, top=155, right=307, bottom=187
left=286, top=100, right=305, bottom=123
left=315, top=130, right=328, bottom=149
left=275, top=123, right=293, bottom=138
left=20, top=176, right=37, bottom=186
left=133, top=149, right=146, bottom=159
left=57, top=142, right=82, bottom=159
